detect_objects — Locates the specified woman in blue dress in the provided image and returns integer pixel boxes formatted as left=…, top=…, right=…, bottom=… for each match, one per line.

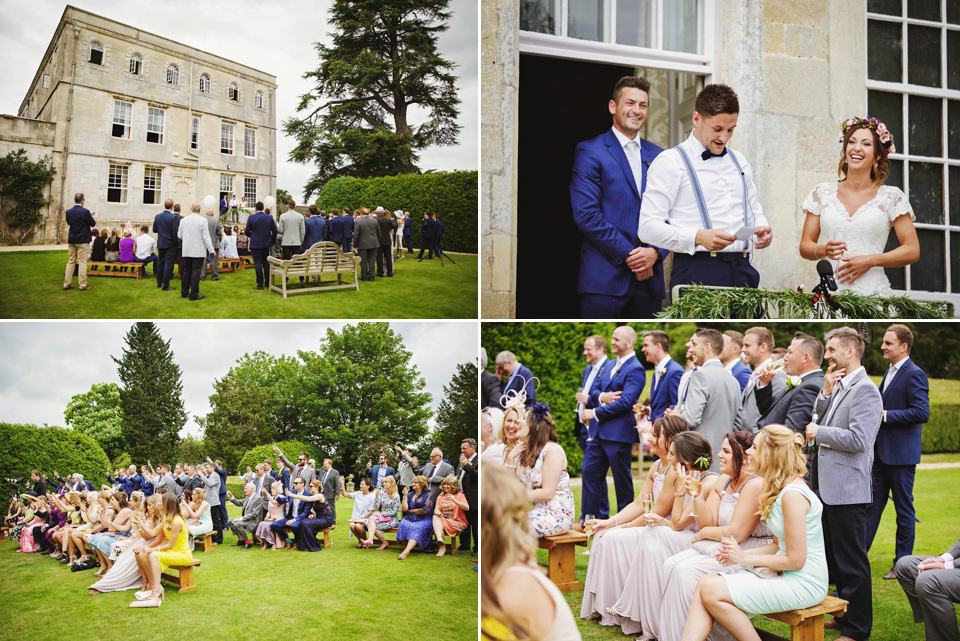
left=292, top=480, right=335, bottom=552
left=396, top=475, right=435, bottom=559
left=681, top=425, right=828, bottom=641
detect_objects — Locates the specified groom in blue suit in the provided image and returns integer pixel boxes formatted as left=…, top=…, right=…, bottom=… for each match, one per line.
left=570, top=76, right=666, bottom=318
left=866, top=324, right=930, bottom=580
left=573, top=334, right=611, bottom=525
left=580, top=326, right=645, bottom=519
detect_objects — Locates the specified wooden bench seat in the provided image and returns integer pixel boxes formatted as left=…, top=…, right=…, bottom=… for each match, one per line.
left=161, top=558, right=201, bottom=593
left=197, top=531, right=215, bottom=552
left=537, top=531, right=588, bottom=592
left=755, top=595, right=848, bottom=641
left=87, top=261, right=145, bottom=279
left=173, top=256, right=242, bottom=278
left=0, top=526, right=9, bottom=542
left=267, top=242, right=360, bottom=298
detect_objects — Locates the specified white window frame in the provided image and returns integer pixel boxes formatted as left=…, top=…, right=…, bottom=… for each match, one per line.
left=519, top=0, right=714, bottom=75
left=220, top=173, right=234, bottom=196
left=220, top=122, right=234, bottom=155
left=865, top=4, right=960, bottom=308
left=42, top=74, right=51, bottom=88
left=228, top=82, right=239, bottom=101
left=147, top=107, right=165, bottom=144
left=107, top=163, right=129, bottom=203
left=89, top=42, right=103, bottom=65
left=244, top=177, right=257, bottom=205
left=255, top=91, right=264, bottom=108
left=244, top=127, right=256, bottom=158
left=129, top=54, right=142, bottom=75
left=143, top=167, right=162, bottom=205
left=190, top=116, right=200, bottom=151
left=166, top=64, right=179, bottom=85
left=112, top=99, right=132, bottom=139
left=199, top=74, right=211, bottom=94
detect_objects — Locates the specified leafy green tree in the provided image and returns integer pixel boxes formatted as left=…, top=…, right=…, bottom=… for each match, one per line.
left=112, top=323, right=186, bottom=464
left=176, top=435, right=208, bottom=465
left=63, top=382, right=125, bottom=461
left=0, top=149, right=57, bottom=245
left=276, top=187, right=293, bottom=204
left=285, top=0, right=461, bottom=197
left=429, top=361, right=478, bottom=459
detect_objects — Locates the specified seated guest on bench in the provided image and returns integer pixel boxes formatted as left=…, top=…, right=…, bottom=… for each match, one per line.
left=131, top=492, right=192, bottom=608
left=91, top=229, right=108, bottom=262
left=89, top=494, right=163, bottom=595
left=119, top=231, right=136, bottom=263
left=681, top=425, right=828, bottom=641
left=181, top=488, right=212, bottom=538
left=89, top=491, right=133, bottom=576
left=270, top=477, right=311, bottom=546
left=343, top=477, right=378, bottom=541
left=482, top=463, right=582, bottom=641
left=105, top=229, right=121, bottom=263
left=397, top=475, right=435, bottom=559
left=134, top=226, right=158, bottom=276
left=895, top=537, right=960, bottom=641
left=220, top=227, right=239, bottom=260
left=433, top=475, right=469, bottom=557
left=291, top=479, right=335, bottom=552
left=226, top=482, right=263, bottom=549
left=235, top=226, right=250, bottom=256
left=359, top=475, right=401, bottom=551
left=257, top=481, right=287, bottom=549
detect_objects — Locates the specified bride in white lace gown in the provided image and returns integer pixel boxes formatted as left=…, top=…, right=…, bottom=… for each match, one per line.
left=799, top=117, right=919, bottom=296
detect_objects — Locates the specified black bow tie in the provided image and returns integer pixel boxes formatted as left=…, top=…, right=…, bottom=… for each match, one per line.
left=701, top=148, right=728, bottom=161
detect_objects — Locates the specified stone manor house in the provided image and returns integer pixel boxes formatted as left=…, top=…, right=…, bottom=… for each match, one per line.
left=0, top=5, right=277, bottom=243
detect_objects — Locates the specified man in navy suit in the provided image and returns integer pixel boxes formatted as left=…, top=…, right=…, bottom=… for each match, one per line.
left=328, top=210, right=344, bottom=250
left=152, top=198, right=180, bottom=290
left=219, top=195, right=228, bottom=218
left=573, top=334, right=610, bottom=527
left=722, top=330, right=752, bottom=392
left=403, top=212, right=413, bottom=253
left=244, top=201, right=278, bottom=290
left=867, top=324, right=930, bottom=580
left=496, top=351, right=535, bottom=407
left=303, top=205, right=325, bottom=250
left=370, top=453, right=395, bottom=489
left=570, top=76, right=667, bottom=318
left=417, top=212, right=433, bottom=259
left=640, top=329, right=684, bottom=421
left=270, top=477, right=312, bottom=543
left=341, top=209, right=355, bottom=252
left=580, top=326, right=645, bottom=518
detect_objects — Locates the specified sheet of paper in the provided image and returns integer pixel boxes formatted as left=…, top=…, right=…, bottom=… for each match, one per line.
left=734, top=226, right=759, bottom=240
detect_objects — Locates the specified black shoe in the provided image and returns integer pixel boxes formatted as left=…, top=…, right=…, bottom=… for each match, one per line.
left=243, top=542, right=252, bottom=549
left=189, top=295, right=205, bottom=300
left=157, top=283, right=162, bottom=288
left=212, top=277, right=219, bottom=281
left=60, top=558, right=70, bottom=564
left=182, top=293, right=189, bottom=298
left=234, top=540, right=245, bottom=547
left=162, top=286, right=172, bottom=291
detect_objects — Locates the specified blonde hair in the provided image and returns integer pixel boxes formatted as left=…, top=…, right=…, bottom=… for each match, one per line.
left=128, top=491, right=145, bottom=518
left=500, top=406, right=522, bottom=444
left=440, top=474, right=460, bottom=494
left=146, top=494, right=163, bottom=526
left=381, top=475, right=399, bottom=497
left=755, top=425, right=808, bottom=520
left=482, top=464, right=537, bottom=640
left=411, top=475, right=429, bottom=493
left=192, top=487, right=205, bottom=504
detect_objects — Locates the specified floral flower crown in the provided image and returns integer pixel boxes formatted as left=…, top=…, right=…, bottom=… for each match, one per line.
left=839, top=116, right=896, bottom=154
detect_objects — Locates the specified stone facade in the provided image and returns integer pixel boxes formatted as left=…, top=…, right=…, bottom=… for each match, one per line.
left=6, top=5, right=276, bottom=243
left=0, top=115, right=60, bottom=242
left=481, top=0, right=867, bottom=318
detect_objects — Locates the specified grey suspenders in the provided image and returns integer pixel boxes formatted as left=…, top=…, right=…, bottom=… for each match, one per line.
left=675, top=146, right=752, bottom=251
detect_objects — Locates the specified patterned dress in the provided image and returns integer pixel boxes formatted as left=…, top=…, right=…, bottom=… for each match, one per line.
left=373, top=492, right=401, bottom=531
left=397, top=491, right=434, bottom=550
left=516, top=442, right=575, bottom=538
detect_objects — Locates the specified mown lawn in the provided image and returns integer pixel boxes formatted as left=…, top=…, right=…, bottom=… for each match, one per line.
left=0, top=250, right=477, bottom=318
left=0, top=496, right=478, bottom=641
left=559, top=466, right=960, bottom=641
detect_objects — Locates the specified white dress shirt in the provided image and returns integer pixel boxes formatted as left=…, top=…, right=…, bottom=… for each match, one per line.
left=638, top=133, right=769, bottom=254
left=577, top=356, right=608, bottom=421
left=880, top=357, right=909, bottom=421
left=653, top=355, right=672, bottom=389
left=134, top=233, right=156, bottom=259
left=610, top=126, right=643, bottom=193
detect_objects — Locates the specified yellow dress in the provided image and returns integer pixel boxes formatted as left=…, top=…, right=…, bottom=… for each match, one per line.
left=155, top=516, right=193, bottom=571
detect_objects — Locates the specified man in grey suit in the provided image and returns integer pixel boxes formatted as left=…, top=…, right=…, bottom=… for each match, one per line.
left=225, top=482, right=263, bottom=549
left=201, top=208, right=222, bottom=281
left=755, top=332, right=825, bottom=433
left=177, top=202, right=215, bottom=300
left=353, top=209, right=381, bottom=281
left=274, top=445, right=317, bottom=488
left=199, top=462, right=224, bottom=544
left=318, top=459, right=340, bottom=519
left=895, top=537, right=960, bottom=641
left=734, top=326, right=786, bottom=431
left=806, top=327, right=882, bottom=641
left=671, top=329, right=740, bottom=472
left=152, top=464, right=178, bottom=495
left=278, top=199, right=305, bottom=260
left=422, top=447, right=454, bottom=498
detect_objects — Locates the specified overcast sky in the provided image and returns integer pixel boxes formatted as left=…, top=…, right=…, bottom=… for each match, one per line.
left=0, top=0, right=478, bottom=199
left=0, top=321, right=478, bottom=437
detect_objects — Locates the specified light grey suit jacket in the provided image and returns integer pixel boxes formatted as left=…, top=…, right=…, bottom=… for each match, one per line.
left=423, top=460, right=455, bottom=496
left=814, top=368, right=882, bottom=506
left=318, top=467, right=340, bottom=504
left=205, top=215, right=222, bottom=249
left=681, top=360, right=741, bottom=472
left=278, top=210, right=305, bottom=247
left=177, top=213, right=214, bottom=258
left=200, top=472, right=221, bottom=507
left=735, top=368, right=787, bottom=431
left=228, top=493, right=263, bottom=529
left=279, top=452, right=317, bottom=487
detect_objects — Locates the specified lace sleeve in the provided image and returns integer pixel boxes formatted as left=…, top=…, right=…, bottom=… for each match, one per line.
left=886, top=187, right=916, bottom=222
left=801, top=183, right=824, bottom=216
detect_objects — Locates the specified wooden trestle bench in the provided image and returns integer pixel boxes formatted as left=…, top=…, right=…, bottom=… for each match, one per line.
left=537, top=530, right=588, bottom=592
left=755, top=595, right=848, bottom=641
left=267, top=242, right=360, bottom=298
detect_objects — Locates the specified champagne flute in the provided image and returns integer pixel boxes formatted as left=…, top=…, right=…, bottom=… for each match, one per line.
left=689, top=469, right=702, bottom=521
left=582, top=514, right=595, bottom=555
left=641, top=493, right=654, bottom=515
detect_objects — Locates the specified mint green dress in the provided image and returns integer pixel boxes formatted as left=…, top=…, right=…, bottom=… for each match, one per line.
left=720, top=482, right=828, bottom=615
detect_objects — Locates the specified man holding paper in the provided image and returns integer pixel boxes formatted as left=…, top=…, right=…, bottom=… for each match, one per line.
left=637, top=84, right=773, bottom=290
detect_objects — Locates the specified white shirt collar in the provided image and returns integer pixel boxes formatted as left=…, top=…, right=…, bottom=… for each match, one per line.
left=611, top=126, right=640, bottom=150
left=840, top=366, right=865, bottom=388
left=616, top=352, right=637, bottom=366
left=724, top=359, right=739, bottom=372
left=683, top=132, right=708, bottom=156
left=655, top=355, right=672, bottom=372
left=888, top=356, right=909, bottom=372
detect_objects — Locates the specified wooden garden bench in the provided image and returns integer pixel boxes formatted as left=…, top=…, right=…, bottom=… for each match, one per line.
left=0, top=526, right=9, bottom=542
left=755, top=595, right=848, bottom=641
left=161, top=558, right=201, bottom=593
left=537, top=530, right=588, bottom=592
left=197, top=531, right=215, bottom=552
left=212, top=257, right=242, bottom=273
left=240, top=255, right=254, bottom=267
left=267, top=242, right=360, bottom=298
left=87, top=261, right=144, bottom=279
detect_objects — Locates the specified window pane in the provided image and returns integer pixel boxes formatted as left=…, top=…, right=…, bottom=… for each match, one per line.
left=912, top=228, right=945, bottom=292
left=950, top=0, right=960, bottom=25
left=886, top=158, right=904, bottom=190
left=867, top=0, right=900, bottom=16
left=909, top=162, right=944, bottom=224
left=952, top=231, right=960, bottom=293
left=907, top=0, right=939, bottom=21
left=948, top=30, right=960, bottom=90
left=867, top=20, right=902, bottom=82
left=908, top=95, right=941, bottom=157
left=884, top=228, right=905, bottom=290
left=520, top=0, right=556, bottom=34
left=568, top=0, right=603, bottom=41
left=663, top=0, right=700, bottom=54
left=616, top=0, right=653, bottom=47
left=951, top=165, right=960, bottom=223
left=949, top=100, right=960, bottom=159
left=868, top=90, right=903, bottom=145
left=908, top=25, right=940, bottom=88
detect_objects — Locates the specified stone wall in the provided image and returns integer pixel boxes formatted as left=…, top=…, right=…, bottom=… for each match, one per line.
left=0, top=115, right=60, bottom=244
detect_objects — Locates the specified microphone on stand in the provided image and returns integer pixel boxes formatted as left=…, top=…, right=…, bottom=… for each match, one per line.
left=816, top=260, right=838, bottom=291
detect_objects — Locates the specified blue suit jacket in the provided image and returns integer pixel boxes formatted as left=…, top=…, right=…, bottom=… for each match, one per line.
left=329, top=216, right=344, bottom=244
left=649, top=357, right=684, bottom=420
left=589, top=355, right=645, bottom=444
left=65, top=205, right=96, bottom=244
left=573, top=359, right=609, bottom=442
left=500, top=364, right=536, bottom=407
left=403, top=216, right=413, bottom=236
left=342, top=215, right=355, bottom=239
left=877, top=359, right=929, bottom=466
left=244, top=211, right=278, bottom=250
left=570, top=129, right=666, bottom=300
left=730, top=361, right=752, bottom=392
left=280, top=492, right=313, bottom=520
left=153, top=210, right=180, bottom=250
left=370, top=465, right=396, bottom=488
left=303, top=216, right=325, bottom=248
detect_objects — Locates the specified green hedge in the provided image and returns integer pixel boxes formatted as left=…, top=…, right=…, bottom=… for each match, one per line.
left=0, top=423, right=111, bottom=505
left=236, top=440, right=320, bottom=478
left=314, top=171, right=477, bottom=253
left=924, top=405, right=960, bottom=453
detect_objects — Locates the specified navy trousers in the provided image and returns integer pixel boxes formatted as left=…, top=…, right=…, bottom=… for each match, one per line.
left=821, top=501, right=872, bottom=641
left=156, top=247, right=175, bottom=287
left=580, top=282, right=662, bottom=319
left=576, top=434, right=609, bottom=522
left=865, top=460, right=917, bottom=566
left=671, top=252, right=760, bottom=289
left=581, top=438, right=633, bottom=520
